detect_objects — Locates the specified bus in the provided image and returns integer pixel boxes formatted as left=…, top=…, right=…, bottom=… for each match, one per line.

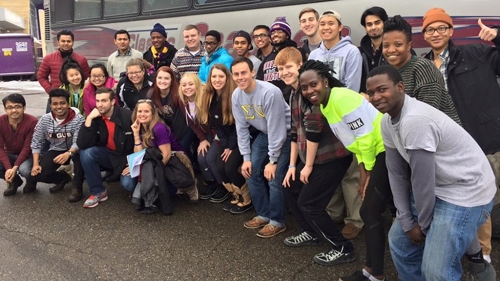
left=44, top=0, right=500, bottom=65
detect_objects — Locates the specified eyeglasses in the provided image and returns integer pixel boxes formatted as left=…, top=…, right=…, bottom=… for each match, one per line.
left=127, top=70, right=143, bottom=76
left=252, top=33, right=269, bottom=39
left=424, top=26, right=450, bottom=35
left=5, top=105, right=23, bottom=111
left=91, top=75, right=105, bottom=79
left=203, top=41, right=219, bottom=46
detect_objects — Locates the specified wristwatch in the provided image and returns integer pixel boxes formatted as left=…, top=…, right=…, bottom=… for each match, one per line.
left=269, top=160, right=277, bottom=165
left=68, top=151, right=74, bottom=158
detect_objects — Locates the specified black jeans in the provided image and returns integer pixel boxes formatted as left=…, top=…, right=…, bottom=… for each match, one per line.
left=27, top=150, right=84, bottom=187
left=285, top=155, right=353, bottom=251
left=216, top=146, right=245, bottom=187
left=359, top=152, right=392, bottom=276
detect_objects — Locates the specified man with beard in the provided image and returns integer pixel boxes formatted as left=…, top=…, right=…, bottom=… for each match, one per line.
left=77, top=87, right=136, bottom=208
left=143, top=23, right=178, bottom=72
left=358, top=7, right=388, bottom=93
left=256, top=16, right=306, bottom=94
left=298, top=7, right=322, bottom=58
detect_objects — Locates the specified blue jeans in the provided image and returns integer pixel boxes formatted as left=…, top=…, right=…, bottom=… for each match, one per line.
left=80, top=146, right=137, bottom=195
left=248, top=133, right=290, bottom=227
left=0, top=154, right=32, bottom=179
left=389, top=194, right=493, bottom=281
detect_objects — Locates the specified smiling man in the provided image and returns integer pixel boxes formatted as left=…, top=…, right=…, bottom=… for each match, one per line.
left=143, top=23, right=178, bottom=72
left=231, top=56, right=291, bottom=238
left=367, top=64, right=496, bottom=281
left=198, top=30, right=233, bottom=83
left=26, top=89, right=85, bottom=201
left=107, top=30, right=143, bottom=80
left=233, top=30, right=261, bottom=74
left=171, top=24, right=207, bottom=80
left=298, top=7, right=321, bottom=58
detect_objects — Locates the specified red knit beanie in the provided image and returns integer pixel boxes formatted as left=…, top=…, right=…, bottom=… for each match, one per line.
left=422, top=8, right=453, bottom=32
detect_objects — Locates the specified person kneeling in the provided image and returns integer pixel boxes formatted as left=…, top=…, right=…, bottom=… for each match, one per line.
left=26, top=89, right=85, bottom=200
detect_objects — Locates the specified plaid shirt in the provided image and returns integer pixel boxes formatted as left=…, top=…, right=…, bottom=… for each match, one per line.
left=431, top=48, right=450, bottom=91
left=290, top=89, right=350, bottom=164
left=115, top=47, right=132, bottom=57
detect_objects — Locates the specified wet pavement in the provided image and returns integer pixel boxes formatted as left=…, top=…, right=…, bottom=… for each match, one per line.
left=0, top=84, right=498, bottom=280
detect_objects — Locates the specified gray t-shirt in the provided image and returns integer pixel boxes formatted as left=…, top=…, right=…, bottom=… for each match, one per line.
left=383, top=95, right=495, bottom=209
left=249, top=55, right=261, bottom=77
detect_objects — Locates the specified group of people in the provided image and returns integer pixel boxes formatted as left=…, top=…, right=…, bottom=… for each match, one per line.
left=1, top=5, right=499, bottom=281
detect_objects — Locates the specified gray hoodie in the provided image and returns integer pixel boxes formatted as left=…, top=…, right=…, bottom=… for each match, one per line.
left=232, top=80, right=291, bottom=162
left=308, top=36, right=363, bottom=92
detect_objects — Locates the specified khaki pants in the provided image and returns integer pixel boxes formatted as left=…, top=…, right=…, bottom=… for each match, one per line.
left=479, top=151, right=500, bottom=255
left=326, top=158, right=364, bottom=228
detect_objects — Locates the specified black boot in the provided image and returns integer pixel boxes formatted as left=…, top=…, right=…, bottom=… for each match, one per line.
left=3, top=176, right=23, bottom=196
left=68, top=186, right=83, bottom=202
left=49, top=173, right=71, bottom=194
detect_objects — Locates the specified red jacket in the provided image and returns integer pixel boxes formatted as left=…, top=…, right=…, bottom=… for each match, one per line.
left=37, top=50, right=90, bottom=93
left=0, top=113, right=38, bottom=170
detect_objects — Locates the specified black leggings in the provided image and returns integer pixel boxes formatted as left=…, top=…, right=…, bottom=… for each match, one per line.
left=216, top=147, right=245, bottom=187
left=359, top=152, right=392, bottom=276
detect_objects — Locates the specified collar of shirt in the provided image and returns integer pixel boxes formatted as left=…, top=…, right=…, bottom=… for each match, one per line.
left=116, top=48, right=132, bottom=57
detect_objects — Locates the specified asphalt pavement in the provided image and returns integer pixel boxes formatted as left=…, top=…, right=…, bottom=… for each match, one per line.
left=0, top=86, right=498, bottom=281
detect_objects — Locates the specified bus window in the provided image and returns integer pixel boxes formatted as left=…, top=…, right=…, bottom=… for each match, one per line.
left=74, top=0, right=102, bottom=20
left=51, top=0, right=73, bottom=23
left=195, top=0, right=259, bottom=6
left=142, top=0, right=190, bottom=12
left=104, top=0, right=139, bottom=17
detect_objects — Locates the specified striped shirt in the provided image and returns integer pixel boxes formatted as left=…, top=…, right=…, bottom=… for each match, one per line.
left=170, top=46, right=207, bottom=79
left=399, top=56, right=460, bottom=125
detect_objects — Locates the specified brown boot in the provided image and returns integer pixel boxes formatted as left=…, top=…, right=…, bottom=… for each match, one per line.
left=222, top=182, right=240, bottom=212
left=68, top=186, right=83, bottom=202
left=230, top=183, right=253, bottom=214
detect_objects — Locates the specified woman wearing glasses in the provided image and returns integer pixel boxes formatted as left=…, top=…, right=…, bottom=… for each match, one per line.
left=116, top=58, right=154, bottom=110
left=83, top=64, right=116, bottom=116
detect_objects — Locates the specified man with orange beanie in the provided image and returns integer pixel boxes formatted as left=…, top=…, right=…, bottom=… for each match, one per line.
left=422, top=7, right=500, bottom=280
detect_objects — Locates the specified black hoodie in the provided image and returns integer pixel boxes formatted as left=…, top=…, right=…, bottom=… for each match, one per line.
left=256, top=39, right=306, bottom=92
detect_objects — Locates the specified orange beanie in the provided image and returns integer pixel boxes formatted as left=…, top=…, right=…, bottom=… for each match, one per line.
left=422, top=8, right=453, bottom=31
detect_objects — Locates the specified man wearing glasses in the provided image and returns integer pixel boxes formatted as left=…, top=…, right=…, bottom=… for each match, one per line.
left=252, top=25, right=273, bottom=62
left=0, top=94, right=38, bottom=196
left=422, top=8, right=500, bottom=275
left=170, top=24, right=207, bottom=80
left=198, top=30, right=233, bottom=84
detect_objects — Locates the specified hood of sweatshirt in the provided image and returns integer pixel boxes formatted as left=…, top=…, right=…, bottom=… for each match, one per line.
left=206, top=47, right=229, bottom=63
left=272, top=39, right=298, bottom=51
left=318, top=36, right=353, bottom=54
left=50, top=107, right=79, bottom=126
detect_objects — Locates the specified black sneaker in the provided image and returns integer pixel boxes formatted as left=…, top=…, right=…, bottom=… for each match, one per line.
left=3, top=177, right=23, bottom=196
left=340, top=270, right=370, bottom=281
left=229, top=202, right=253, bottom=214
left=22, top=183, right=37, bottom=194
left=283, top=231, right=322, bottom=247
left=49, top=173, right=71, bottom=193
left=209, top=186, right=229, bottom=203
left=313, top=246, right=356, bottom=266
left=199, top=183, right=218, bottom=200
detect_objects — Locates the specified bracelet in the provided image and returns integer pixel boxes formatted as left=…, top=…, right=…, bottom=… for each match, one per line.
left=134, top=142, right=143, bottom=146
left=288, top=165, right=296, bottom=168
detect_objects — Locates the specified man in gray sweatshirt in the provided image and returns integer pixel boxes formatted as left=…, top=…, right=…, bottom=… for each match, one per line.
left=231, top=56, right=291, bottom=238
left=366, top=65, right=496, bottom=281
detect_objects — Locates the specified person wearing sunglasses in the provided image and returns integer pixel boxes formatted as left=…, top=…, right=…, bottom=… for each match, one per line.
left=198, top=30, right=233, bottom=84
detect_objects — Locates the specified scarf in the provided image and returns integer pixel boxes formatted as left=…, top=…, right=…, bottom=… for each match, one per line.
left=151, top=46, right=168, bottom=63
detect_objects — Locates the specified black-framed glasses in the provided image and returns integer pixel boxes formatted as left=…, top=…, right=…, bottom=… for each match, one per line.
left=424, top=26, right=450, bottom=35
left=203, top=41, right=218, bottom=46
left=252, top=33, right=269, bottom=39
left=5, top=105, right=23, bottom=111
left=127, top=70, right=144, bottom=76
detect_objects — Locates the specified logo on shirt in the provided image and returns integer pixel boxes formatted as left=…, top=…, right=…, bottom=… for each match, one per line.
left=48, top=132, right=73, bottom=139
left=347, top=118, right=364, bottom=130
left=241, top=105, right=265, bottom=120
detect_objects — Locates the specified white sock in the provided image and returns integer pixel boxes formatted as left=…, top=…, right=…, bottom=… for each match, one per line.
left=362, top=269, right=371, bottom=278
left=369, top=276, right=385, bottom=281
left=484, top=254, right=491, bottom=263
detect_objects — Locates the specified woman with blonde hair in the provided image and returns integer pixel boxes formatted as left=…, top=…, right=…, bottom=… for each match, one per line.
left=201, top=64, right=252, bottom=213
left=131, top=99, right=198, bottom=214
left=179, top=73, right=228, bottom=203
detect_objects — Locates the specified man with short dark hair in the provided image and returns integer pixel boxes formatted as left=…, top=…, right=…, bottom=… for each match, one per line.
left=198, top=30, right=233, bottom=83
left=143, top=23, right=178, bottom=72
left=171, top=24, right=207, bottom=79
left=107, top=29, right=143, bottom=80
left=26, top=89, right=85, bottom=202
left=252, top=25, right=273, bottom=61
left=0, top=94, right=38, bottom=196
left=77, top=87, right=136, bottom=208
left=358, top=6, right=389, bottom=93
left=233, top=30, right=261, bottom=73
left=37, top=30, right=90, bottom=94
left=231, top=56, right=291, bottom=238
left=298, top=7, right=321, bottom=58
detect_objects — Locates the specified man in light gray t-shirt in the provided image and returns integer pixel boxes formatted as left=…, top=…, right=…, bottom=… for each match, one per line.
left=366, top=65, right=496, bottom=281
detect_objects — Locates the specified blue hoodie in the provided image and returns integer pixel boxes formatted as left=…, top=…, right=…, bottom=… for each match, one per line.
left=198, top=47, right=234, bottom=83
left=308, top=36, right=363, bottom=92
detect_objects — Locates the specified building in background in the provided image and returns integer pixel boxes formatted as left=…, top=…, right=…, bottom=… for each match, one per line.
left=0, top=0, right=42, bottom=39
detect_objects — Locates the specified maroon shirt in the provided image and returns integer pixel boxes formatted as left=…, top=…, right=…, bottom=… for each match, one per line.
left=0, top=113, right=38, bottom=169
